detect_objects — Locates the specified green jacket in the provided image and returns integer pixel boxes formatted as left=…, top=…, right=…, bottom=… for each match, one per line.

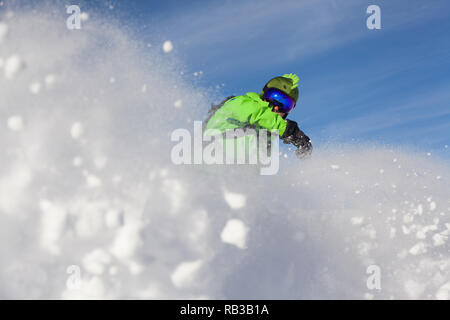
left=203, top=92, right=287, bottom=162
left=204, top=92, right=287, bottom=136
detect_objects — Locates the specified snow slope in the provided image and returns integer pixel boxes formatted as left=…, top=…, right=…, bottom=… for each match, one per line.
left=0, top=5, right=449, bottom=299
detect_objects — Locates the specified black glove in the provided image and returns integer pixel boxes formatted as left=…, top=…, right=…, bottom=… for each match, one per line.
left=281, top=119, right=313, bottom=159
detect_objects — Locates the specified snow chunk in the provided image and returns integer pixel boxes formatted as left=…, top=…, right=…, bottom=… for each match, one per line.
left=7, top=115, right=24, bottom=131
left=171, top=260, right=203, bottom=289
left=436, top=282, right=450, bottom=300
left=72, top=156, right=83, bottom=167
left=70, top=122, right=84, bottom=139
left=224, top=191, right=246, bottom=210
left=29, top=82, right=41, bottom=94
left=39, top=200, right=67, bottom=255
left=404, top=280, right=425, bottom=299
left=94, top=155, right=107, bottom=169
left=0, top=22, right=8, bottom=43
left=105, top=209, right=121, bottom=229
left=162, top=40, right=173, bottom=53
left=409, top=242, right=426, bottom=255
left=174, top=99, right=183, bottom=108
left=0, top=164, right=32, bottom=215
left=351, top=216, right=364, bottom=225
left=330, top=164, right=340, bottom=170
left=82, top=249, right=112, bottom=275
left=4, top=55, right=23, bottom=79
left=221, top=219, right=249, bottom=249
left=45, top=74, right=56, bottom=88
left=432, top=233, right=447, bottom=247
left=80, top=12, right=89, bottom=21
left=109, top=218, right=143, bottom=261
left=62, top=276, right=109, bottom=300
left=430, top=202, right=436, bottom=211
left=364, top=292, right=374, bottom=300
left=416, top=204, right=423, bottom=215
left=85, top=174, right=102, bottom=188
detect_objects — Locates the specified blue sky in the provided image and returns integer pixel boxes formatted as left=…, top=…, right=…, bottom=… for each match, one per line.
left=60, top=0, right=450, bottom=156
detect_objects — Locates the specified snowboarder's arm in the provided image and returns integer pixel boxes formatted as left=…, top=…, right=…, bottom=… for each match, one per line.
left=281, top=119, right=312, bottom=158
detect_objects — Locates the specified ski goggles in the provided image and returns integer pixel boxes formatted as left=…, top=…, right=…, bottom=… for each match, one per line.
left=262, top=88, right=296, bottom=114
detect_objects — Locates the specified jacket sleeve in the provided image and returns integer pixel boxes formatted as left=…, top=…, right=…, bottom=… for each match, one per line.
left=223, top=95, right=287, bottom=136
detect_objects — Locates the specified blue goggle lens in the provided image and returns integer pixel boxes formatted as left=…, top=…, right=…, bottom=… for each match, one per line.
left=262, top=88, right=295, bottom=113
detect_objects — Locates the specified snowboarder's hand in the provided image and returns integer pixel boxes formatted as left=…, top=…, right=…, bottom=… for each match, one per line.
left=281, top=119, right=313, bottom=159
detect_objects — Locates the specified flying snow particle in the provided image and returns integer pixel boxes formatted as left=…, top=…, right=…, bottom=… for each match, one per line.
left=330, top=164, right=340, bottom=170
left=432, top=233, right=447, bottom=247
left=109, top=266, right=118, bottom=275
left=171, top=260, right=203, bottom=289
left=72, top=156, right=83, bottom=167
left=94, top=156, right=107, bottom=169
left=86, top=174, right=102, bottom=188
left=80, top=12, right=89, bottom=21
left=4, top=55, right=22, bottom=79
left=220, top=219, right=249, bottom=249
left=105, top=209, right=121, bottom=229
left=351, top=216, right=364, bottom=225
left=129, top=261, right=144, bottom=275
left=7, top=115, right=24, bottom=131
left=174, top=99, right=183, bottom=108
left=162, top=40, right=173, bottom=53
left=45, top=74, right=56, bottom=88
left=404, top=280, right=425, bottom=299
left=224, top=191, right=246, bottom=209
left=29, top=82, right=41, bottom=94
left=82, top=249, right=112, bottom=275
left=0, top=22, right=8, bottom=43
left=39, top=199, right=67, bottom=255
left=112, top=175, right=122, bottom=184
left=436, top=282, right=450, bottom=300
left=70, top=122, right=84, bottom=139
left=409, top=242, right=427, bottom=255
left=364, top=293, right=374, bottom=300
left=416, top=204, right=423, bottom=215
left=109, top=219, right=143, bottom=261
left=62, top=276, right=108, bottom=299
left=430, top=202, right=436, bottom=211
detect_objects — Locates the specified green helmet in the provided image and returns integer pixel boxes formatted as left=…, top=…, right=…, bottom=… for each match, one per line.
left=261, top=73, right=300, bottom=103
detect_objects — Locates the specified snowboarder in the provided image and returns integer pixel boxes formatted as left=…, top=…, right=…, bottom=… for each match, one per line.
left=204, top=73, right=312, bottom=159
